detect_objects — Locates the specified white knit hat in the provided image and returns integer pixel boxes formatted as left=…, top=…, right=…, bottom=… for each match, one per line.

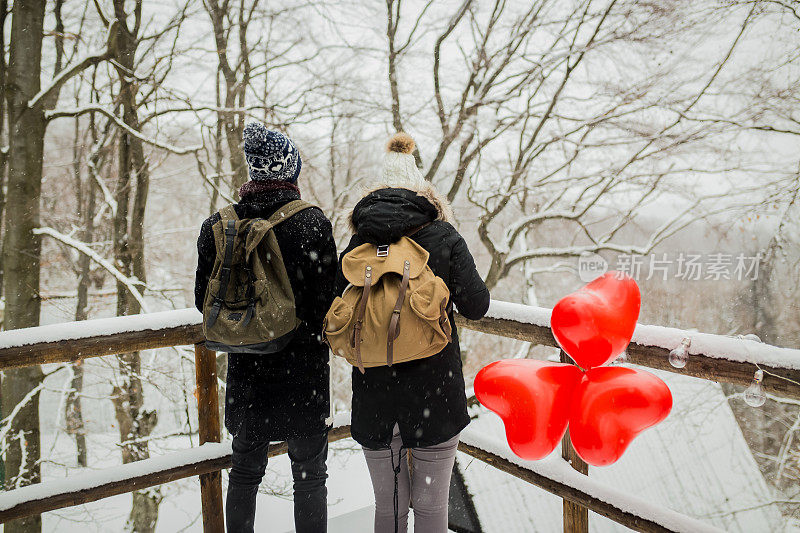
left=380, top=133, right=426, bottom=187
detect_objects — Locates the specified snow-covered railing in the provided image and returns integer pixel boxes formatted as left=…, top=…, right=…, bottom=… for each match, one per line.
left=0, top=314, right=226, bottom=531
left=0, top=308, right=203, bottom=368
left=1, top=300, right=799, bottom=532
left=456, top=301, right=800, bottom=400
left=0, top=422, right=354, bottom=524
left=0, top=442, right=231, bottom=523
left=0, top=414, right=725, bottom=533
left=1, top=302, right=798, bottom=399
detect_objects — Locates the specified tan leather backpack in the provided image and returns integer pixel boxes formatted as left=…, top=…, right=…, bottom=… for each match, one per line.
left=202, top=200, right=313, bottom=353
left=324, top=232, right=452, bottom=372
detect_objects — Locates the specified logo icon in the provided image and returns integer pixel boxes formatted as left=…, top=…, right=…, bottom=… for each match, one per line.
left=577, top=252, right=608, bottom=282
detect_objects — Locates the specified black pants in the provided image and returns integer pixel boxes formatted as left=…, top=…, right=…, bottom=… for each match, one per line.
left=226, top=430, right=328, bottom=533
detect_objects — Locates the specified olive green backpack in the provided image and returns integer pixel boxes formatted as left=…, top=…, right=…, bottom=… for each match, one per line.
left=323, top=233, right=452, bottom=372
left=202, top=200, right=313, bottom=353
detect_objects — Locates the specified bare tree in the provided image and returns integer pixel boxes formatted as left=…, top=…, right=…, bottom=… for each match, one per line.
left=103, top=1, right=183, bottom=529
left=204, top=0, right=261, bottom=191
left=0, top=0, right=11, bottom=300
left=373, top=0, right=800, bottom=298
left=1, top=1, right=108, bottom=530
left=33, top=0, right=192, bottom=529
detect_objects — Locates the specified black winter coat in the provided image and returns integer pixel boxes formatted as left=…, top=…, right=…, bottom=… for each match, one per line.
left=195, top=188, right=337, bottom=441
left=335, top=186, right=490, bottom=449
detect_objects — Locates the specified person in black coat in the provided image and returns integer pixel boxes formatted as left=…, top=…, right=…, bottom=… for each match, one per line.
left=195, top=123, right=337, bottom=533
left=334, top=133, right=490, bottom=533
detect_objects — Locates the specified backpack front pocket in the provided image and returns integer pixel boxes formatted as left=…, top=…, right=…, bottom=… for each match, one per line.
left=325, top=297, right=354, bottom=335
left=324, top=296, right=356, bottom=359
left=409, top=277, right=451, bottom=347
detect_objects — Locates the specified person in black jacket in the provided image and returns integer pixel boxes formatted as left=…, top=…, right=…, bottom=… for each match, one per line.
left=334, top=134, right=490, bottom=533
left=195, top=123, right=337, bottom=533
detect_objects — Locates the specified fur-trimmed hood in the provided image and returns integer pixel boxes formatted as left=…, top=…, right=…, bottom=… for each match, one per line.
left=348, top=181, right=453, bottom=231
left=348, top=182, right=453, bottom=245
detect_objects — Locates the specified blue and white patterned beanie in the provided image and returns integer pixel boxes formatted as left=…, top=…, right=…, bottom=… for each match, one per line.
left=242, top=122, right=302, bottom=183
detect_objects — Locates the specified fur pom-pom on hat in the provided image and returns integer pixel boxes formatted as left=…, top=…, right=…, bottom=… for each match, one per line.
left=387, top=132, right=415, bottom=154
left=380, top=132, right=424, bottom=186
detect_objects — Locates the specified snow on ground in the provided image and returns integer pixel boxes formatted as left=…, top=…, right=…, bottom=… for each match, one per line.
left=458, top=369, right=793, bottom=533
left=459, top=433, right=723, bottom=533
left=4, top=372, right=792, bottom=532
left=1, top=375, right=794, bottom=532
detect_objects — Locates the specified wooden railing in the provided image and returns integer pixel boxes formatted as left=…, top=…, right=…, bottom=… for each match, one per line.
left=0, top=302, right=798, bottom=531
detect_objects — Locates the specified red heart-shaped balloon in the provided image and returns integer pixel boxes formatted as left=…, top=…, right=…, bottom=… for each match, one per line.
left=474, top=359, right=584, bottom=460
left=551, top=271, right=640, bottom=368
left=569, top=366, right=672, bottom=466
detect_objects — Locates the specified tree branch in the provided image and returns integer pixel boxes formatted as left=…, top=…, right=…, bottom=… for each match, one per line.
left=46, top=105, right=201, bottom=155
left=33, top=227, right=149, bottom=313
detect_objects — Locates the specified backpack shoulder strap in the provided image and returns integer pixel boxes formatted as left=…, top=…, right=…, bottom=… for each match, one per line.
left=207, top=218, right=238, bottom=328
left=405, top=222, right=430, bottom=236
left=219, top=203, right=239, bottom=221
left=243, top=200, right=316, bottom=259
left=264, top=200, right=315, bottom=231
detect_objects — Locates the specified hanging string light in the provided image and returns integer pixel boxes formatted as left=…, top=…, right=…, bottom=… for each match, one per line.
left=736, top=333, right=768, bottom=407
left=744, top=368, right=767, bottom=407
left=668, top=337, right=691, bottom=368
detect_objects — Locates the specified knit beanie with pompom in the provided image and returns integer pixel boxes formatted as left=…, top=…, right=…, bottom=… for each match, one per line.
left=379, top=132, right=425, bottom=188
left=242, top=122, right=302, bottom=183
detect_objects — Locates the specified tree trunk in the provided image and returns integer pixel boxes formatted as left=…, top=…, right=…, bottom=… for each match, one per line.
left=65, top=112, right=96, bottom=468
left=210, top=66, right=223, bottom=214
left=385, top=0, right=423, bottom=168
left=109, top=3, right=161, bottom=530
left=1, top=2, right=47, bottom=533
left=206, top=0, right=252, bottom=192
left=0, top=0, right=11, bottom=492
left=222, top=89, right=247, bottom=191
left=0, top=0, right=10, bottom=299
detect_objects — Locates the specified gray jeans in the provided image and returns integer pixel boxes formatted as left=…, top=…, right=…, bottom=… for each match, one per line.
left=363, top=425, right=459, bottom=533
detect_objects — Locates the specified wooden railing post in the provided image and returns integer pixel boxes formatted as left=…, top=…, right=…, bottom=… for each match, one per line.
left=561, top=350, right=589, bottom=533
left=195, top=342, right=224, bottom=532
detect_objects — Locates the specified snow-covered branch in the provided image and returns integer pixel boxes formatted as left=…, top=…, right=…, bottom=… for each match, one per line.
left=505, top=242, right=648, bottom=265
left=45, top=105, right=201, bottom=155
left=200, top=172, right=236, bottom=204
left=502, top=209, right=580, bottom=251
left=90, top=160, right=117, bottom=222
left=33, top=227, right=150, bottom=313
left=0, top=382, right=46, bottom=446
left=28, top=21, right=118, bottom=110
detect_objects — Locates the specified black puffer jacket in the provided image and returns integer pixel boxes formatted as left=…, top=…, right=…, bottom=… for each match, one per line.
left=335, top=186, right=490, bottom=449
left=195, top=188, right=337, bottom=441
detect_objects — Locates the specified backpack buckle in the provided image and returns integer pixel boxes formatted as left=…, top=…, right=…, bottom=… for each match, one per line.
left=376, top=245, right=389, bottom=257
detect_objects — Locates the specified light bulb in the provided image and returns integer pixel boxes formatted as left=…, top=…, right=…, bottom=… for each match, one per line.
left=668, top=338, right=691, bottom=368
left=744, top=368, right=767, bottom=407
